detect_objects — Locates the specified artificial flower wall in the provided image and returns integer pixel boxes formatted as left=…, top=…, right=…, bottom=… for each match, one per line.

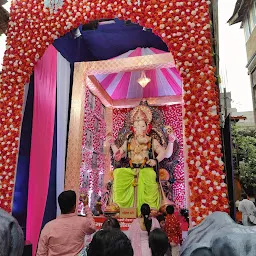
left=0, top=0, right=229, bottom=225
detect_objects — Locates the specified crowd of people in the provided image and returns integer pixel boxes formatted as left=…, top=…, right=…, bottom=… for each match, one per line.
left=36, top=191, right=185, bottom=256
left=1, top=189, right=256, bottom=256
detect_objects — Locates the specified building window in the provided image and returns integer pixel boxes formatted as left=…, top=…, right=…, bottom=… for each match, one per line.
left=252, top=69, right=256, bottom=87
left=254, top=1, right=256, bottom=25
left=244, top=2, right=256, bottom=42
left=243, top=17, right=251, bottom=41
left=253, top=86, right=256, bottom=108
left=249, top=3, right=256, bottom=30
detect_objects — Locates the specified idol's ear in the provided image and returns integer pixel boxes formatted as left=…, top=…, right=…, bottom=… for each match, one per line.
left=146, top=123, right=152, bottom=134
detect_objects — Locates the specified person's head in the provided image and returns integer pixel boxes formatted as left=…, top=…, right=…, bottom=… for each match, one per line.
left=149, top=228, right=169, bottom=256
left=241, top=193, right=248, bottom=200
left=141, top=203, right=151, bottom=217
left=166, top=205, right=174, bottom=215
left=156, top=214, right=165, bottom=229
left=102, top=218, right=120, bottom=230
left=141, top=203, right=152, bottom=235
left=246, top=186, right=255, bottom=198
left=87, top=229, right=133, bottom=256
left=58, top=190, right=76, bottom=214
left=0, top=209, right=24, bottom=256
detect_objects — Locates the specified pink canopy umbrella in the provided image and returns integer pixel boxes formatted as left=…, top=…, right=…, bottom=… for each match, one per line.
left=95, top=47, right=182, bottom=100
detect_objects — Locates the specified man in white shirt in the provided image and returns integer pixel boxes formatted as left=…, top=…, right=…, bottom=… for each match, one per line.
left=238, top=193, right=256, bottom=226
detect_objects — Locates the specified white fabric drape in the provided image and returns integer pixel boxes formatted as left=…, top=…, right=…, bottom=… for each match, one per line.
left=56, top=52, right=71, bottom=215
left=22, top=83, right=29, bottom=114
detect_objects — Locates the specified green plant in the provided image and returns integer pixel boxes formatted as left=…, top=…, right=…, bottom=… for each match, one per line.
left=232, top=126, right=256, bottom=192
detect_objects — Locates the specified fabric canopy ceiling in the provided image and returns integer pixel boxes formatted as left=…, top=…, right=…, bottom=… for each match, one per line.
left=53, top=19, right=168, bottom=62
left=95, top=48, right=182, bottom=100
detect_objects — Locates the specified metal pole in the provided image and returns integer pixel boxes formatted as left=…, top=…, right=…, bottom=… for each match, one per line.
left=224, top=87, right=228, bottom=118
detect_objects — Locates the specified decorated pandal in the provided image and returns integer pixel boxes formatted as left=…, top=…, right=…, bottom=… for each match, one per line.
left=71, top=48, right=184, bottom=221
left=0, top=0, right=232, bottom=253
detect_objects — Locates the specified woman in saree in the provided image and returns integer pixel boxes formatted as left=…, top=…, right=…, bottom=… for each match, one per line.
left=128, top=204, right=160, bottom=256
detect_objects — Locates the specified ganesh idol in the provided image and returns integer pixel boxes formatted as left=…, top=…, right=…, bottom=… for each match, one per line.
left=106, top=101, right=179, bottom=215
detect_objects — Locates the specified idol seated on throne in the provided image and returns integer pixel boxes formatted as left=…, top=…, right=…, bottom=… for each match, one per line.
left=106, top=101, right=179, bottom=215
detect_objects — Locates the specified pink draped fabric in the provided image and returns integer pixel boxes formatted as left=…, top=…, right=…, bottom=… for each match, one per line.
left=111, top=72, right=132, bottom=99
left=143, top=70, right=158, bottom=98
left=128, top=218, right=160, bottom=256
left=161, top=68, right=182, bottom=95
left=26, top=45, right=57, bottom=256
left=129, top=47, right=142, bottom=57
left=95, top=48, right=182, bottom=100
left=101, top=73, right=118, bottom=90
left=150, top=47, right=166, bottom=55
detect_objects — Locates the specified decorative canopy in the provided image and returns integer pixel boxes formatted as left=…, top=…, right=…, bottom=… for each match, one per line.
left=54, top=19, right=168, bottom=62
left=95, top=48, right=182, bottom=100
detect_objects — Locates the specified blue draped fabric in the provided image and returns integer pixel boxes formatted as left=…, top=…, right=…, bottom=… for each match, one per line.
left=54, top=19, right=168, bottom=62
left=42, top=109, right=57, bottom=228
left=12, top=75, right=34, bottom=235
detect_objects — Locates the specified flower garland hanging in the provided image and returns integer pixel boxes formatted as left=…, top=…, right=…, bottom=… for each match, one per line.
left=0, top=0, right=229, bottom=225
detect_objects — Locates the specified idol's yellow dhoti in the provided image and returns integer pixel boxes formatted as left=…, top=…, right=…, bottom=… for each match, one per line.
left=113, top=167, right=160, bottom=215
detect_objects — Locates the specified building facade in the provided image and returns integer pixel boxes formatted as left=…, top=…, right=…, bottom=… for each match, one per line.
left=229, top=0, right=256, bottom=123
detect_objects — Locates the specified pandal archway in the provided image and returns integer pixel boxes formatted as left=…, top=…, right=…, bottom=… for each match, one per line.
left=0, top=0, right=229, bottom=236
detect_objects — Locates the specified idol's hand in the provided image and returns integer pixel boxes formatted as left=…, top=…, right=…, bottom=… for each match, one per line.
left=105, top=133, right=114, bottom=146
left=80, top=194, right=88, bottom=206
left=114, top=149, right=124, bottom=161
left=147, top=159, right=157, bottom=167
left=168, top=132, right=176, bottom=143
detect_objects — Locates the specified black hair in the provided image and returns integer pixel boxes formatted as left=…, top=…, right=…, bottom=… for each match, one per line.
left=156, top=214, right=165, bottom=223
left=102, top=217, right=120, bottom=230
left=141, top=203, right=152, bottom=235
left=246, top=186, right=255, bottom=197
left=180, top=209, right=189, bottom=224
left=58, top=190, right=76, bottom=214
left=242, top=193, right=248, bottom=200
left=166, top=205, right=174, bottom=215
left=149, top=228, right=169, bottom=256
left=87, top=229, right=133, bottom=256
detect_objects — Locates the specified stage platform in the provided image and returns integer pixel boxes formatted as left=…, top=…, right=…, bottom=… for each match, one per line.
left=93, top=214, right=189, bottom=232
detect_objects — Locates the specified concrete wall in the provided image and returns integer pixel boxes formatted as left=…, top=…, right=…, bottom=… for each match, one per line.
left=246, top=26, right=256, bottom=61
left=232, top=111, right=255, bottom=127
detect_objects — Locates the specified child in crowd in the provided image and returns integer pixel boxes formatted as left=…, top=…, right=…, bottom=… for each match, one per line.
left=164, top=205, right=182, bottom=256
left=102, top=217, right=120, bottom=230
left=156, top=214, right=166, bottom=230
